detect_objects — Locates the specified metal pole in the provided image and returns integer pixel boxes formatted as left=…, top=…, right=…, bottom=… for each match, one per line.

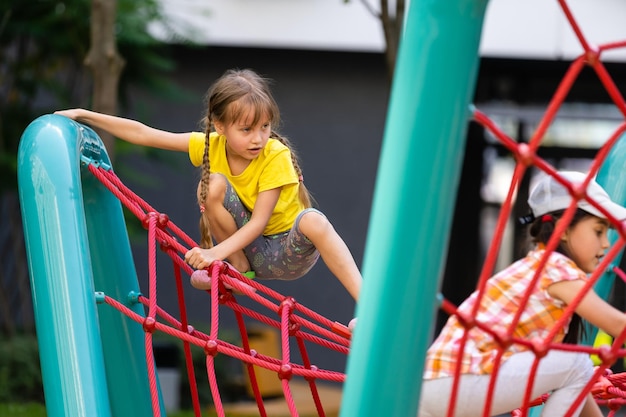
left=17, top=114, right=160, bottom=417
left=340, top=1, right=489, bottom=415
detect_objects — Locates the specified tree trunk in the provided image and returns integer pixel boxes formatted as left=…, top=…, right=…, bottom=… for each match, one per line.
left=379, top=0, right=404, bottom=81
left=85, top=0, right=125, bottom=161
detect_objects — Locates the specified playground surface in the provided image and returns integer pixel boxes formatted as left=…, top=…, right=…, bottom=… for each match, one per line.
left=215, top=381, right=343, bottom=417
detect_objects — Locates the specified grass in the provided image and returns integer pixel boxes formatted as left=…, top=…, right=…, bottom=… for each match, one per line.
left=0, top=404, right=46, bottom=417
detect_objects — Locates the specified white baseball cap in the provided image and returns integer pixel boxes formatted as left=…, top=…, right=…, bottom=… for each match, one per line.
left=528, top=171, right=626, bottom=221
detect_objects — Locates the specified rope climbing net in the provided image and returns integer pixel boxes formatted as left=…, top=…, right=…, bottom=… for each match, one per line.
left=437, top=1, right=626, bottom=416
left=27, top=2, right=626, bottom=417
left=86, top=163, right=352, bottom=417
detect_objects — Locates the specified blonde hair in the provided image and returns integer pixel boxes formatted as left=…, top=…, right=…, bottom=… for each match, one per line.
left=197, top=69, right=313, bottom=248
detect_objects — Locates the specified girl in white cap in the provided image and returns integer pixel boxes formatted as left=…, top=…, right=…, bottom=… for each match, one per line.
left=419, top=171, right=626, bottom=417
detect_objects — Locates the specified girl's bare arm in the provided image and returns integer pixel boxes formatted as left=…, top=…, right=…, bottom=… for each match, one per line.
left=184, top=188, right=281, bottom=269
left=549, top=279, right=626, bottom=338
left=54, top=108, right=191, bottom=152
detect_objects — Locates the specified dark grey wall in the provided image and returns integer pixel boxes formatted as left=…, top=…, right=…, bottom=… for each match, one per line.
left=116, top=46, right=390, bottom=374
left=99, top=48, right=626, bottom=380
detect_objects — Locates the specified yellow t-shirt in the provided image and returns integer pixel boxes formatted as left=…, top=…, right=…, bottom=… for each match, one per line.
left=189, top=132, right=304, bottom=235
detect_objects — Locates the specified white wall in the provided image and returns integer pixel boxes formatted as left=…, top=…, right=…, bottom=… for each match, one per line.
left=153, top=0, right=385, bottom=51
left=481, top=0, right=626, bottom=62
left=153, top=0, right=626, bottom=62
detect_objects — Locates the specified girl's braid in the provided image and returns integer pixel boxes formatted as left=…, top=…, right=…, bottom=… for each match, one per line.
left=271, top=130, right=315, bottom=209
left=198, top=119, right=213, bottom=249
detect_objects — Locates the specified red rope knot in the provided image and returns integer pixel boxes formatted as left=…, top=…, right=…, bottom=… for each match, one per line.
left=592, top=373, right=615, bottom=400
left=215, top=260, right=229, bottom=275
left=159, top=239, right=172, bottom=251
left=142, top=316, right=157, bottom=333
left=570, top=182, right=587, bottom=203
left=141, top=212, right=159, bottom=230
left=597, top=345, right=617, bottom=365
left=157, top=213, right=169, bottom=228
left=584, top=45, right=600, bottom=66
left=278, top=364, right=293, bottom=381
left=218, top=290, right=235, bottom=304
left=455, top=311, right=475, bottom=330
left=288, top=321, right=301, bottom=336
left=492, top=329, right=513, bottom=350
left=304, top=365, right=318, bottom=382
left=530, top=338, right=549, bottom=358
left=278, top=297, right=297, bottom=316
left=606, top=399, right=622, bottom=412
left=516, top=143, right=534, bottom=167
left=204, top=339, right=219, bottom=357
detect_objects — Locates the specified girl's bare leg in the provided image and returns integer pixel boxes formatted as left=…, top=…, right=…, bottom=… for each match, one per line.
left=579, top=393, right=602, bottom=417
left=298, top=211, right=362, bottom=301
left=198, top=176, right=250, bottom=272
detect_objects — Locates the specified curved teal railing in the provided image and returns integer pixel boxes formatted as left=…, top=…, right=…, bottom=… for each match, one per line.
left=17, top=114, right=164, bottom=417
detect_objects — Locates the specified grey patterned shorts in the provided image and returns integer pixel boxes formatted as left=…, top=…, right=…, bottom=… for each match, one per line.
left=222, top=178, right=321, bottom=280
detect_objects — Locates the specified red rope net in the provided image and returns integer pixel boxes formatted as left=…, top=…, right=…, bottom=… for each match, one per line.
left=82, top=2, right=626, bottom=416
left=436, top=1, right=626, bottom=416
left=86, top=163, right=351, bottom=417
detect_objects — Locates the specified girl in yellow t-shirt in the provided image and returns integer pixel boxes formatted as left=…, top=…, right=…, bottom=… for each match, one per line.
left=56, top=69, right=361, bottom=302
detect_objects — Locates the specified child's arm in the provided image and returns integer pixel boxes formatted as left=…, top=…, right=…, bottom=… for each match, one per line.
left=549, top=279, right=626, bottom=338
left=54, top=108, right=190, bottom=152
left=184, top=188, right=281, bottom=270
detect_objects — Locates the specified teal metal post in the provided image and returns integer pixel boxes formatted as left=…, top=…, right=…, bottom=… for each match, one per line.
left=17, top=115, right=162, bottom=417
left=341, top=0, right=487, bottom=417
left=586, top=134, right=626, bottom=342
left=340, top=1, right=488, bottom=416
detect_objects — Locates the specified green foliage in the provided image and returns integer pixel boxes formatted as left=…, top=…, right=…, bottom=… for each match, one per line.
left=0, top=335, right=43, bottom=403
left=0, top=403, right=47, bottom=417
left=0, top=0, right=194, bottom=192
left=0, top=1, right=87, bottom=191
left=0, top=331, right=247, bottom=411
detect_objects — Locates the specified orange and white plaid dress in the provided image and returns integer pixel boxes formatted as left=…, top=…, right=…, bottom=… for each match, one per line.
left=423, top=249, right=587, bottom=379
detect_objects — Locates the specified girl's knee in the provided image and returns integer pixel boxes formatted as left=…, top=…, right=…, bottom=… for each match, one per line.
left=197, top=174, right=228, bottom=207
left=299, top=210, right=331, bottom=235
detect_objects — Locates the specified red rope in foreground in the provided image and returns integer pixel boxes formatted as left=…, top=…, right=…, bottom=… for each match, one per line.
left=435, top=1, right=626, bottom=416
left=87, top=163, right=351, bottom=417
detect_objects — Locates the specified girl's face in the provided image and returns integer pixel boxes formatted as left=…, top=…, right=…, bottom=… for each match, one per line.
left=561, top=215, right=610, bottom=273
left=215, top=109, right=271, bottom=163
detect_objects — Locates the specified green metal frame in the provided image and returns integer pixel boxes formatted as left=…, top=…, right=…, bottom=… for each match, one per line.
left=341, top=1, right=489, bottom=416
left=17, top=114, right=163, bottom=417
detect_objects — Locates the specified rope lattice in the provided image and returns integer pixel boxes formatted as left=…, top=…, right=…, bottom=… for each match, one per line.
left=81, top=2, right=626, bottom=416
left=439, top=1, right=626, bottom=416
left=87, top=163, right=351, bottom=417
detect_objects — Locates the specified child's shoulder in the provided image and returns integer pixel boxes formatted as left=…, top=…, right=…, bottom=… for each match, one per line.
left=265, top=138, right=290, bottom=155
left=530, top=248, right=586, bottom=281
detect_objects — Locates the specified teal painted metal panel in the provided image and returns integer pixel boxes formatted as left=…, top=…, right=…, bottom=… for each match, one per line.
left=17, top=114, right=163, bottom=416
left=340, top=1, right=489, bottom=416
left=585, top=134, right=626, bottom=344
